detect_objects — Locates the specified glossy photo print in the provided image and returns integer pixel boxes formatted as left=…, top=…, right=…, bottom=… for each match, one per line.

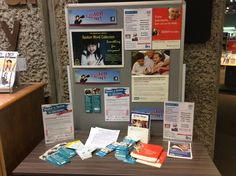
left=70, top=29, right=124, bottom=68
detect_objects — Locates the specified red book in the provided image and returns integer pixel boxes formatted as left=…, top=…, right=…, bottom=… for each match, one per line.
left=136, top=151, right=167, bottom=168
left=130, top=142, right=163, bottom=163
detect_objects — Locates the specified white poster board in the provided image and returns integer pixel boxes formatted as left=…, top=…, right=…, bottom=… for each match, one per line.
left=42, top=103, right=74, bottom=144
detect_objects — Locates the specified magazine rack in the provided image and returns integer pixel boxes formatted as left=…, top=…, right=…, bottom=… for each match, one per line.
left=65, top=0, right=186, bottom=133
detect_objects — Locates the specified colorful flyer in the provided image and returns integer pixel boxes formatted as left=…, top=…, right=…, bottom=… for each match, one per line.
left=104, top=87, right=130, bottom=121
left=70, top=29, right=123, bottom=68
left=75, top=69, right=120, bottom=84
left=152, top=7, right=182, bottom=49
left=124, top=8, right=152, bottom=50
left=163, top=101, right=194, bottom=141
left=130, top=112, right=150, bottom=129
left=68, top=8, right=117, bottom=26
left=84, top=89, right=93, bottom=113
left=0, top=51, right=18, bottom=89
left=41, top=103, right=74, bottom=144
left=84, top=88, right=101, bottom=113
left=167, top=141, right=192, bottom=159
left=132, top=107, right=163, bottom=120
left=92, top=88, right=101, bottom=113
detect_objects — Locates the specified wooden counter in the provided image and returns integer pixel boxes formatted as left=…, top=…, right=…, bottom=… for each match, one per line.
left=13, top=131, right=221, bottom=176
left=0, top=84, right=45, bottom=176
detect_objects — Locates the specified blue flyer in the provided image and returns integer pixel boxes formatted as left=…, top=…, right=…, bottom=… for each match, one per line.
left=75, top=69, right=120, bottom=84
left=68, top=8, right=117, bottom=26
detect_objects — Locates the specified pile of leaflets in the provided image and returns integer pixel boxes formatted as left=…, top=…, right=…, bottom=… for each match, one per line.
left=95, top=136, right=139, bottom=164
left=39, top=143, right=77, bottom=166
left=66, top=140, right=96, bottom=160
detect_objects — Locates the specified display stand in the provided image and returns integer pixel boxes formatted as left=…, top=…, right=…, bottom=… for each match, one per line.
left=65, top=0, right=186, bottom=133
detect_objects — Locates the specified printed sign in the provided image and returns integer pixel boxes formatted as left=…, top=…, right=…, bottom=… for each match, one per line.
left=68, top=8, right=117, bottom=26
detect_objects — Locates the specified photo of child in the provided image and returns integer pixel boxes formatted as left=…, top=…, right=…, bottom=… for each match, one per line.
left=70, top=29, right=123, bottom=68
left=81, top=40, right=104, bottom=66
left=131, top=50, right=170, bottom=75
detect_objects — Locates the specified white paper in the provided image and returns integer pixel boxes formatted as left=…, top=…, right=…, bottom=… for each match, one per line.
left=132, top=75, right=169, bottom=102
left=163, top=101, right=194, bottom=141
left=41, top=103, right=74, bottom=144
left=85, top=127, right=120, bottom=149
left=124, top=8, right=152, bottom=50
left=104, top=87, right=130, bottom=121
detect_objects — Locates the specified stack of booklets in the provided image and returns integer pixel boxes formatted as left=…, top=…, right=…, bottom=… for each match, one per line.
left=130, top=142, right=167, bottom=168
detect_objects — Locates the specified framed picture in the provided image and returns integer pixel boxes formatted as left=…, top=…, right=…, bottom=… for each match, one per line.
left=69, top=29, right=124, bottom=68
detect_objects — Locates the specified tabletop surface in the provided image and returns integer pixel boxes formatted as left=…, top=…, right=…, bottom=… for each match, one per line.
left=13, top=131, right=221, bottom=176
left=0, top=83, right=44, bottom=110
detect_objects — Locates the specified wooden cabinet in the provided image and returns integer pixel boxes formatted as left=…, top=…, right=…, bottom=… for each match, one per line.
left=0, top=84, right=45, bottom=176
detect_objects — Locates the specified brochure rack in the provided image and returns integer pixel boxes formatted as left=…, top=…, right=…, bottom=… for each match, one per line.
left=65, top=0, right=186, bottom=133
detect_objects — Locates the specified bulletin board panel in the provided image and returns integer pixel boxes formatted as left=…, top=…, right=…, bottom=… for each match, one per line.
left=65, top=0, right=186, bottom=133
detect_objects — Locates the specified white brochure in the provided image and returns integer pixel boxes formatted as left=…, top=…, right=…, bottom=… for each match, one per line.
left=163, top=101, right=194, bottom=141
left=41, top=103, right=74, bottom=144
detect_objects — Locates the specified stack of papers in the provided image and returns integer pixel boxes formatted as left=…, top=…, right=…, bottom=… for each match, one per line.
left=85, top=127, right=120, bottom=149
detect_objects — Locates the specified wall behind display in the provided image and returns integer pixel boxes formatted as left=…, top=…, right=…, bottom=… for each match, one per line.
left=0, top=0, right=52, bottom=97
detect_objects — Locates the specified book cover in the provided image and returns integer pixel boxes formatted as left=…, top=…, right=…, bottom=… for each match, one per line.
left=130, top=142, right=163, bottom=162
left=167, top=141, right=192, bottom=159
left=136, top=151, right=167, bottom=168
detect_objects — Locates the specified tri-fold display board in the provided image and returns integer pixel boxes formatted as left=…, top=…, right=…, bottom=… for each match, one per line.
left=65, top=0, right=186, bottom=132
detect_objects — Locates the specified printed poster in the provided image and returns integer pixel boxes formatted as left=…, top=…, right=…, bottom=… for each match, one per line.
left=41, top=103, right=74, bottom=144
left=104, top=87, right=130, bottom=121
left=70, top=29, right=123, bottom=68
left=163, top=101, right=194, bottom=141
left=221, top=51, right=236, bottom=66
left=152, top=7, right=182, bottom=49
left=124, top=8, right=152, bottom=50
left=0, top=51, right=18, bottom=89
left=68, top=8, right=117, bottom=26
left=75, top=69, right=120, bottom=84
left=131, top=50, right=170, bottom=102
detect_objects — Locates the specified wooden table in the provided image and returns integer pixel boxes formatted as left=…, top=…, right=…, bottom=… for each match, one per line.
left=0, top=83, right=45, bottom=176
left=13, top=131, right=221, bottom=176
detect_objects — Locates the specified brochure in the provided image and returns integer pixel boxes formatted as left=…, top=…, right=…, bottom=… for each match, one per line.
left=41, top=103, right=74, bottom=144
left=167, top=141, right=192, bottom=159
left=0, top=51, right=18, bottom=91
left=163, top=101, right=194, bottom=141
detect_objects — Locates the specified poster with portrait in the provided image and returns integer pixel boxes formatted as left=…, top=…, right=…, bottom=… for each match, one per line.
left=70, top=29, right=123, bottom=68
left=152, top=7, right=182, bottom=49
left=68, top=8, right=117, bottom=26
left=0, top=51, right=18, bottom=90
left=131, top=50, right=170, bottom=102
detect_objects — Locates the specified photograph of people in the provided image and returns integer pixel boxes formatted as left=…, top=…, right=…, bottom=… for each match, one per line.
left=3, top=59, right=13, bottom=72
left=168, top=7, right=180, bottom=20
left=131, top=52, right=146, bottom=75
left=131, top=50, right=170, bottom=75
left=81, top=40, right=104, bottom=66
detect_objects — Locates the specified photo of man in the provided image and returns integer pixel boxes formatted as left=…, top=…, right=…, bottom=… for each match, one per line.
left=168, top=7, right=180, bottom=20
